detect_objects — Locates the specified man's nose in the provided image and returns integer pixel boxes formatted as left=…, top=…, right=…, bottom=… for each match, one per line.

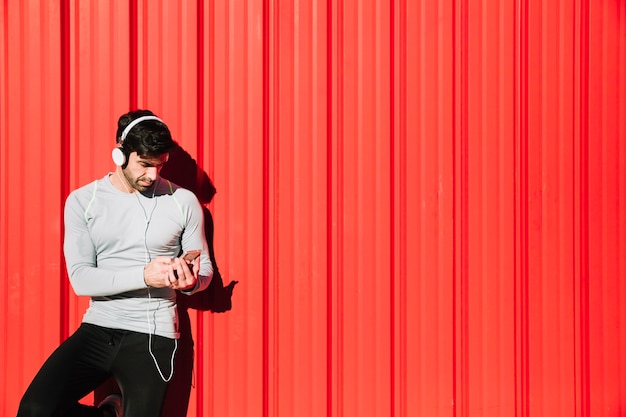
left=146, top=167, right=158, bottom=180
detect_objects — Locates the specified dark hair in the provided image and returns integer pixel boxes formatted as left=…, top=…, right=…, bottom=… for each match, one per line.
left=116, top=109, right=175, bottom=158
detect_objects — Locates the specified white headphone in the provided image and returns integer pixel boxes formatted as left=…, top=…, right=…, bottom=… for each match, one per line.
left=112, top=115, right=165, bottom=166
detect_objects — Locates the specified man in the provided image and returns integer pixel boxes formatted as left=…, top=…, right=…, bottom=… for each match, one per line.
left=17, top=110, right=213, bottom=417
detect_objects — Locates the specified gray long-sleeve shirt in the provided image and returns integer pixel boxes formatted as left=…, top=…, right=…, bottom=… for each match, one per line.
left=63, top=174, right=213, bottom=339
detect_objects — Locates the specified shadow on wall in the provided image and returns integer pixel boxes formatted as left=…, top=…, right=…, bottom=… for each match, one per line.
left=94, top=142, right=238, bottom=417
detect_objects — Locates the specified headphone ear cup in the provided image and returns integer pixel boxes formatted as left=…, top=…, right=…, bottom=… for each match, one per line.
left=112, top=147, right=126, bottom=166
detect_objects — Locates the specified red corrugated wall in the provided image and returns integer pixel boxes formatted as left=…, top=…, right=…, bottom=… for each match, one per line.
left=1, top=0, right=625, bottom=416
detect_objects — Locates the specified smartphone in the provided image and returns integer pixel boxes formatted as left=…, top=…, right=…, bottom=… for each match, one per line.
left=182, top=250, right=201, bottom=264
left=173, top=250, right=201, bottom=279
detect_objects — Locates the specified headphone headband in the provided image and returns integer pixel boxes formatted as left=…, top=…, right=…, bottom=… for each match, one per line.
left=119, top=115, right=164, bottom=143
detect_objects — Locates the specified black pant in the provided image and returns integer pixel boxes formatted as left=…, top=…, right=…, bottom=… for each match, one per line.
left=17, top=323, right=177, bottom=417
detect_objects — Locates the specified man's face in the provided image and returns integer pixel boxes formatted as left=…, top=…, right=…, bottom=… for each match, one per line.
left=122, top=152, right=169, bottom=192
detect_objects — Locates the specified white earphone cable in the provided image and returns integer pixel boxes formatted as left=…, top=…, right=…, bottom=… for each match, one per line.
left=146, top=288, right=178, bottom=382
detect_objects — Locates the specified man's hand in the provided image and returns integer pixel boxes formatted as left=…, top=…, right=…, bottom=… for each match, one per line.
left=143, top=256, right=174, bottom=288
left=170, top=255, right=199, bottom=291
left=143, top=255, right=198, bottom=290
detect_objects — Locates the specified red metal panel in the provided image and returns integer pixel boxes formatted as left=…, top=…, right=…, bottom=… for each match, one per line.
left=330, top=1, right=394, bottom=416
left=525, top=0, right=578, bottom=415
left=393, top=0, right=456, bottom=415
left=2, top=1, right=626, bottom=417
left=267, top=1, right=330, bottom=416
left=0, top=1, right=64, bottom=415
left=587, top=1, right=626, bottom=415
left=194, top=1, right=266, bottom=416
left=463, top=0, right=517, bottom=415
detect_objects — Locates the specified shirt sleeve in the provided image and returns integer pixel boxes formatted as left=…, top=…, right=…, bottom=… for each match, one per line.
left=176, top=188, right=214, bottom=295
left=63, top=190, right=147, bottom=297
